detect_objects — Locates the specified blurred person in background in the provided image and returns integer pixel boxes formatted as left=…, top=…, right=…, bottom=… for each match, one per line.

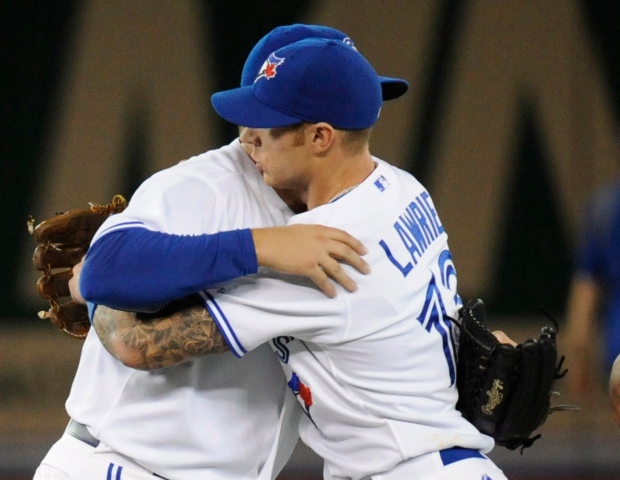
left=564, top=180, right=620, bottom=411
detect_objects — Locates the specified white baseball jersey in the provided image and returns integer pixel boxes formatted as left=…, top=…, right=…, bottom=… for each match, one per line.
left=203, top=159, right=496, bottom=480
left=64, top=140, right=300, bottom=480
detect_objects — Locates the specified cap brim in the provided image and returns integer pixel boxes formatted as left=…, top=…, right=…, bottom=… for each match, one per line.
left=212, top=87, right=302, bottom=128
left=380, top=77, right=408, bottom=101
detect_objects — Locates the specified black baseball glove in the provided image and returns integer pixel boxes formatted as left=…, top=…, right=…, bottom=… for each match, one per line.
left=451, top=298, right=579, bottom=452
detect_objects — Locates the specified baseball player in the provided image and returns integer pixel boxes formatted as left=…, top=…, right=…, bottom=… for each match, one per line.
left=81, top=39, right=509, bottom=479
left=207, top=38, right=508, bottom=480
left=565, top=180, right=620, bottom=396
left=208, top=38, right=508, bottom=480
left=33, top=25, right=408, bottom=480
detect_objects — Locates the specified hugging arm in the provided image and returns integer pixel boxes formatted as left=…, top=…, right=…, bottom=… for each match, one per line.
left=93, top=296, right=228, bottom=370
left=82, top=224, right=369, bottom=310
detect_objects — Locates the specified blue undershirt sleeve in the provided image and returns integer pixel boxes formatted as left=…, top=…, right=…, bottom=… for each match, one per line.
left=80, top=228, right=258, bottom=311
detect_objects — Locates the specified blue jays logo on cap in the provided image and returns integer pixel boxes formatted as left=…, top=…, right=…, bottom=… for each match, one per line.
left=239, top=24, right=407, bottom=99
left=212, top=38, right=386, bottom=129
left=254, top=37, right=355, bottom=83
left=255, top=53, right=285, bottom=82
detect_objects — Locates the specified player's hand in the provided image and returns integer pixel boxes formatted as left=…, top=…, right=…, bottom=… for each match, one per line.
left=492, top=330, right=518, bottom=346
left=251, top=224, right=370, bottom=298
left=68, top=256, right=87, bottom=305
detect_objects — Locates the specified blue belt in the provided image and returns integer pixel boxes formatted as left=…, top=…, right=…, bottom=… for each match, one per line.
left=439, top=447, right=485, bottom=466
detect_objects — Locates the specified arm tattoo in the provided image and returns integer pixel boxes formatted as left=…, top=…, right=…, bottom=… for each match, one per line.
left=93, top=296, right=229, bottom=370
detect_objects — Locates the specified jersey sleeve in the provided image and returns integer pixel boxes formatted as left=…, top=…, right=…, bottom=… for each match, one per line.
left=94, top=168, right=223, bottom=236
left=202, top=272, right=349, bottom=357
left=80, top=167, right=258, bottom=311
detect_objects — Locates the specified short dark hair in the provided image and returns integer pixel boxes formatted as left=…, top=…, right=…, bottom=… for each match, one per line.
left=269, top=123, right=371, bottom=154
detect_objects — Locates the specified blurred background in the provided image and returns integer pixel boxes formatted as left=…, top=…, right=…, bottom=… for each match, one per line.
left=2, top=0, right=620, bottom=478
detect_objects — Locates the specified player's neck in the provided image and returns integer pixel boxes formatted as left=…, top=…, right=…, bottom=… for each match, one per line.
left=306, top=152, right=375, bottom=210
left=274, top=188, right=307, bottom=214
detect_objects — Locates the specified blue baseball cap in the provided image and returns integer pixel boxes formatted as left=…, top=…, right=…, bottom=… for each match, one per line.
left=213, top=38, right=383, bottom=130
left=241, top=24, right=408, bottom=101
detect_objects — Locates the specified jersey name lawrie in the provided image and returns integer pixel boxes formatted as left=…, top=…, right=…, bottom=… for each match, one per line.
left=379, top=191, right=445, bottom=277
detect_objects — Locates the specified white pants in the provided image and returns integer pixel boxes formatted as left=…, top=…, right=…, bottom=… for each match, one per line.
left=370, top=448, right=508, bottom=480
left=34, top=432, right=165, bottom=480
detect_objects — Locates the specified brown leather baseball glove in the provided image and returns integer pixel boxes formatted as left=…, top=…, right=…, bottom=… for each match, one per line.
left=27, top=195, right=127, bottom=339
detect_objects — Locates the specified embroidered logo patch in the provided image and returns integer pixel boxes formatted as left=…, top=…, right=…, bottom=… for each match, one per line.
left=482, top=379, right=504, bottom=415
left=255, top=52, right=285, bottom=82
left=288, top=372, right=318, bottom=428
left=374, top=175, right=390, bottom=191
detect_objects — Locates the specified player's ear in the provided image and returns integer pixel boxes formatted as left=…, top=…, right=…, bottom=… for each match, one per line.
left=309, top=123, right=335, bottom=154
